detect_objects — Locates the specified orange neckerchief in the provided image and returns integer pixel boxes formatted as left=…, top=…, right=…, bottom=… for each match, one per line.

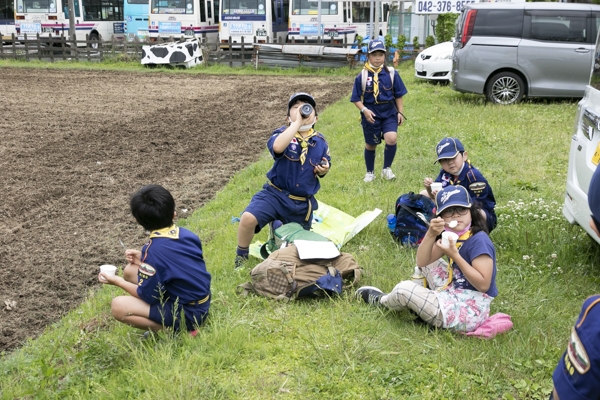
left=438, top=230, right=472, bottom=291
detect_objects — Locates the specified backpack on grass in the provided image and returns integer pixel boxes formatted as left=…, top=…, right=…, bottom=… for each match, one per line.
left=237, top=245, right=362, bottom=302
left=392, top=192, right=436, bottom=247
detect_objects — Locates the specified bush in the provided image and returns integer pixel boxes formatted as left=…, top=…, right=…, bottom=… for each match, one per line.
left=425, top=35, right=435, bottom=48
left=436, top=13, right=459, bottom=43
left=412, top=36, right=419, bottom=51
left=397, top=34, right=407, bottom=55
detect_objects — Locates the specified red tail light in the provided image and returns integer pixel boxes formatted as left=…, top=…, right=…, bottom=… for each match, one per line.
left=461, top=9, right=477, bottom=48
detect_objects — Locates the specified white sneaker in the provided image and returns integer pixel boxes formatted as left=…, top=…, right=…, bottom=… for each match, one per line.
left=381, top=167, right=396, bottom=180
left=363, top=172, right=376, bottom=183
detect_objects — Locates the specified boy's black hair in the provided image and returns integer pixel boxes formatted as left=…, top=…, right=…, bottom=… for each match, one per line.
left=130, top=184, right=175, bottom=231
left=470, top=202, right=489, bottom=235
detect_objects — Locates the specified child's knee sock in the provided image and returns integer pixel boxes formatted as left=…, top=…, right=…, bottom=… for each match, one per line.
left=236, top=245, right=249, bottom=259
left=383, top=144, right=397, bottom=169
left=364, top=149, right=376, bottom=172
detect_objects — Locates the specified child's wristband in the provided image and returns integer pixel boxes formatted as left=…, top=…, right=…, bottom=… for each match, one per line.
left=361, top=107, right=368, bottom=113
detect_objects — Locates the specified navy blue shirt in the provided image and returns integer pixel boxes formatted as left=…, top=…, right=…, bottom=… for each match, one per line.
left=452, top=231, right=498, bottom=297
left=350, top=67, right=408, bottom=118
left=553, top=295, right=600, bottom=400
left=137, top=226, right=211, bottom=307
left=266, top=126, right=330, bottom=198
left=435, top=161, right=496, bottom=217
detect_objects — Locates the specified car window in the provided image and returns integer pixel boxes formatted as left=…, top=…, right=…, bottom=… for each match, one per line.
left=471, top=9, right=523, bottom=37
left=525, top=10, right=590, bottom=43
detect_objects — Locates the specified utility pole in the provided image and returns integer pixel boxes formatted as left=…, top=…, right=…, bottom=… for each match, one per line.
left=67, top=0, right=76, bottom=42
left=317, top=0, right=322, bottom=41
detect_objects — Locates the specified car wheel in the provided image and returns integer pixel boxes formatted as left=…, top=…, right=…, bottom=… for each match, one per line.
left=486, top=72, right=525, bottom=104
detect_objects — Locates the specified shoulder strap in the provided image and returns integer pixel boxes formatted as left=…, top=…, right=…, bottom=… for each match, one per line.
left=360, top=68, right=368, bottom=103
left=387, top=66, right=395, bottom=86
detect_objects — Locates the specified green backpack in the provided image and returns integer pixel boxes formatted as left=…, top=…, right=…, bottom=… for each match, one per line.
left=260, top=222, right=331, bottom=259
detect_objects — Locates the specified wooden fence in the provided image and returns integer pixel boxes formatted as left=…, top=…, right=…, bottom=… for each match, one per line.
left=0, top=33, right=414, bottom=68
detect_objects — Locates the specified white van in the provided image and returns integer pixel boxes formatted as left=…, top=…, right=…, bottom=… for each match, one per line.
left=452, top=2, right=600, bottom=104
left=563, top=37, right=600, bottom=245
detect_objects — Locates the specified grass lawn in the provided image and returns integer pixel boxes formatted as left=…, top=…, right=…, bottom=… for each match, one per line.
left=1, top=60, right=600, bottom=399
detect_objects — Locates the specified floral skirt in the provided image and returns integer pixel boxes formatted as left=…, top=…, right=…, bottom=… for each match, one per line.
left=422, top=259, right=494, bottom=332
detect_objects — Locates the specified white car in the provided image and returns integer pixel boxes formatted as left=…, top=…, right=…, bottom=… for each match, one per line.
left=414, top=41, right=453, bottom=82
left=563, top=52, right=600, bottom=244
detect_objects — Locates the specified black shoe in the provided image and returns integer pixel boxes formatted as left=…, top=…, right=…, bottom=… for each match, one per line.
left=234, top=255, right=248, bottom=270
left=355, top=286, right=384, bottom=306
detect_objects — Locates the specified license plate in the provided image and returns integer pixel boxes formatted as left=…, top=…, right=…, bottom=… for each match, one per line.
left=592, top=141, right=600, bottom=165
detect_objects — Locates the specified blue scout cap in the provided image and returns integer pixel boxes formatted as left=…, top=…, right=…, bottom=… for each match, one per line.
left=288, top=92, right=317, bottom=115
left=436, top=185, right=472, bottom=216
left=367, top=39, right=386, bottom=53
left=435, top=137, right=465, bottom=163
left=589, top=167, right=600, bottom=220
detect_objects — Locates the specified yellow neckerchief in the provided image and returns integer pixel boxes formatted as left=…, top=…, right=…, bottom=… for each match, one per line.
left=140, top=225, right=179, bottom=263
left=364, top=62, right=383, bottom=103
left=149, top=224, right=179, bottom=239
left=294, top=128, right=317, bottom=165
left=438, top=230, right=472, bottom=291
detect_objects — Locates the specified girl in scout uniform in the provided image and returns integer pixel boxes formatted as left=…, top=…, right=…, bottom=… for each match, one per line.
left=356, top=185, right=498, bottom=333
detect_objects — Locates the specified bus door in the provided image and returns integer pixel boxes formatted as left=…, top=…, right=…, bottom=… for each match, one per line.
left=274, top=0, right=284, bottom=33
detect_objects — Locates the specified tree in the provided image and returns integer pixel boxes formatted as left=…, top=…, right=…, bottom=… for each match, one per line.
left=436, top=13, right=459, bottom=43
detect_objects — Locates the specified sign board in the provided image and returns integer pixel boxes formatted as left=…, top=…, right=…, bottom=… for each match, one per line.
left=414, top=0, right=525, bottom=14
left=299, top=23, right=323, bottom=36
left=20, top=23, right=41, bottom=34
left=158, top=21, right=181, bottom=34
left=229, top=22, right=253, bottom=34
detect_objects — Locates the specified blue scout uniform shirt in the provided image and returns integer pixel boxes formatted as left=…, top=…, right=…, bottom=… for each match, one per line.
left=266, top=126, right=331, bottom=198
left=435, top=161, right=496, bottom=217
left=350, top=67, right=408, bottom=119
left=137, top=225, right=211, bottom=311
left=553, top=295, right=600, bottom=400
left=451, top=231, right=498, bottom=297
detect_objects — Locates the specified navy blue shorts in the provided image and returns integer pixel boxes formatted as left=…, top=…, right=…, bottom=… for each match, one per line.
left=149, top=300, right=209, bottom=331
left=244, top=184, right=316, bottom=233
left=361, top=115, right=398, bottom=145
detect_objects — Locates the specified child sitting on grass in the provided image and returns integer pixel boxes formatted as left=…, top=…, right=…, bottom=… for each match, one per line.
left=99, top=184, right=211, bottom=333
left=356, top=185, right=497, bottom=333
left=234, top=92, right=331, bottom=269
left=421, top=137, right=497, bottom=232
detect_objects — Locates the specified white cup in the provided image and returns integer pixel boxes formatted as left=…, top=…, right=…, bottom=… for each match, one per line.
left=99, top=264, right=117, bottom=281
left=441, top=231, right=459, bottom=247
left=431, top=182, right=443, bottom=192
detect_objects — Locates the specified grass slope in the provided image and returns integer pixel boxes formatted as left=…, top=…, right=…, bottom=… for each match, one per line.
left=2, top=61, right=600, bottom=400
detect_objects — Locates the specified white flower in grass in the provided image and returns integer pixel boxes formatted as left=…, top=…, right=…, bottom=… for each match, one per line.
left=523, top=255, right=530, bottom=260
left=551, top=254, right=557, bottom=258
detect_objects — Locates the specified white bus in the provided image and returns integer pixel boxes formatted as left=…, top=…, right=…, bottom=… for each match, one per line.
left=149, top=0, right=219, bottom=41
left=288, top=0, right=389, bottom=43
left=219, top=0, right=288, bottom=45
left=15, top=0, right=125, bottom=45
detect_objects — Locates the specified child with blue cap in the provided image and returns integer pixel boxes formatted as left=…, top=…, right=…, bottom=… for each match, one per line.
left=551, top=166, right=600, bottom=399
left=234, top=92, right=331, bottom=269
left=422, top=137, right=497, bottom=232
left=350, top=39, right=408, bottom=183
left=356, top=185, right=498, bottom=333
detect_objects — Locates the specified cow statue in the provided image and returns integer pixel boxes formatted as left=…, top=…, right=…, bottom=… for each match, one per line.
left=141, top=37, right=203, bottom=68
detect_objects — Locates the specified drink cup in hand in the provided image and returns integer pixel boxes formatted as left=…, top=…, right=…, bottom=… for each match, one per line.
left=431, top=182, right=443, bottom=192
left=99, top=264, right=117, bottom=281
left=441, top=231, right=459, bottom=247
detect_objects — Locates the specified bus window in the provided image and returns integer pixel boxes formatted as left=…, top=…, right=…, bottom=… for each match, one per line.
left=151, top=0, right=189, bottom=14
left=83, top=0, right=123, bottom=21
left=64, top=0, right=81, bottom=18
left=213, top=0, right=219, bottom=21
left=200, top=0, right=206, bottom=21
left=291, top=0, right=336, bottom=16
left=207, top=0, right=211, bottom=18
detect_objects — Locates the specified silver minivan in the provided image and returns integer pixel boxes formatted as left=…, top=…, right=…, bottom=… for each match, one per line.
left=451, top=2, right=600, bottom=104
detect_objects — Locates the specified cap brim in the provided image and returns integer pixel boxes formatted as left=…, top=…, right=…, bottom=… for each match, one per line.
left=434, top=151, right=459, bottom=163
left=289, top=95, right=316, bottom=109
left=436, top=202, right=472, bottom=216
